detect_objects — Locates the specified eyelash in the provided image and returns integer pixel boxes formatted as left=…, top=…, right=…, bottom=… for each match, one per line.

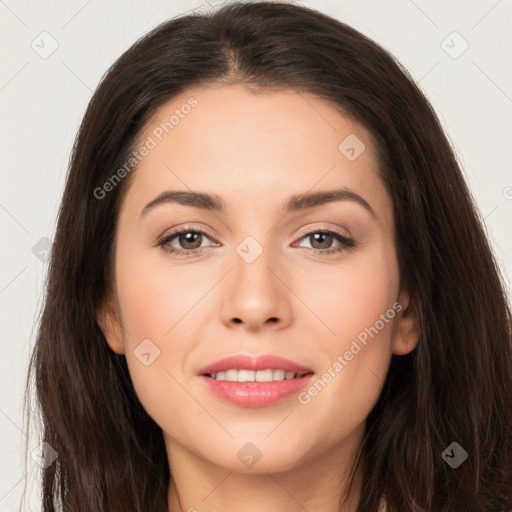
left=157, top=224, right=356, bottom=257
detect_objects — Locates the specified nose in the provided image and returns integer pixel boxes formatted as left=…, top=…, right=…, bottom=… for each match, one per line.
left=219, top=245, right=293, bottom=332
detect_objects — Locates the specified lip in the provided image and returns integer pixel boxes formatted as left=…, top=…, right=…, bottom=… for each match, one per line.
left=197, top=354, right=315, bottom=408
left=200, top=374, right=315, bottom=408
left=197, top=354, right=313, bottom=376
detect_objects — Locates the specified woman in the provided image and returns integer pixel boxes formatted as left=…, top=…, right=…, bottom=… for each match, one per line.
left=24, top=2, right=512, bottom=511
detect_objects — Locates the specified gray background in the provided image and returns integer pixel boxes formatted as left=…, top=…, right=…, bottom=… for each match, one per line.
left=1, top=0, right=511, bottom=509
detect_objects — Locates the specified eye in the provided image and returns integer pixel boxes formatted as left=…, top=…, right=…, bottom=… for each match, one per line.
left=293, top=228, right=356, bottom=255
left=157, top=225, right=217, bottom=256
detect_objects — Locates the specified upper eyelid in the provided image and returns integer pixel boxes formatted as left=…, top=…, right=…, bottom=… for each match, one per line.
left=295, top=224, right=351, bottom=240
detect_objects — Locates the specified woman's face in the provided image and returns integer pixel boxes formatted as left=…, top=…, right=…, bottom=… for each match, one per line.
left=99, top=83, right=419, bottom=476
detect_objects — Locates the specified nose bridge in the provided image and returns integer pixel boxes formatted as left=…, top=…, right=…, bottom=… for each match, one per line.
left=228, top=201, right=278, bottom=274
left=233, top=231, right=281, bottom=299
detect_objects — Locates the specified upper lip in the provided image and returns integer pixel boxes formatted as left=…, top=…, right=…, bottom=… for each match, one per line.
left=198, top=354, right=314, bottom=376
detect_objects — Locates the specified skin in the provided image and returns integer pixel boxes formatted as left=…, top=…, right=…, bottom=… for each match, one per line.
left=98, top=83, right=420, bottom=512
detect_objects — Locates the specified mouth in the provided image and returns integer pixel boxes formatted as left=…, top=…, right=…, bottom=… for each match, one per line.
left=197, top=354, right=315, bottom=408
left=199, top=372, right=315, bottom=408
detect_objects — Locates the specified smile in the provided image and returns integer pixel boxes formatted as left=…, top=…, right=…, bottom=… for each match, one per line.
left=207, top=369, right=311, bottom=381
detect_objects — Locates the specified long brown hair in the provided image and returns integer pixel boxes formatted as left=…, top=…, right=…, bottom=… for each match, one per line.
left=23, top=2, right=512, bottom=511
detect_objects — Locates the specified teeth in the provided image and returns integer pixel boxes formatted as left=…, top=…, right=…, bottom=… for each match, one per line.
left=209, top=369, right=302, bottom=382
left=225, top=369, right=238, bottom=381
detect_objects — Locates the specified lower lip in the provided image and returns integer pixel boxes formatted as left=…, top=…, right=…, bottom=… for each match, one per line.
left=199, top=373, right=315, bottom=408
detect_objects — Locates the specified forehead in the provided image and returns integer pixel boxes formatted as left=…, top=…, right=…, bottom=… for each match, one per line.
left=123, top=83, right=391, bottom=225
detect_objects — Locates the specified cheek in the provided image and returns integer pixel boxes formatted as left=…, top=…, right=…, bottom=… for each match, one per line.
left=115, top=241, right=203, bottom=343
left=293, top=247, right=398, bottom=434
left=299, top=243, right=399, bottom=352
left=334, top=253, right=399, bottom=380
left=112, top=243, right=200, bottom=424
left=115, top=273, right=193, bottom=433
left=337, top=270, right=396, bottom=350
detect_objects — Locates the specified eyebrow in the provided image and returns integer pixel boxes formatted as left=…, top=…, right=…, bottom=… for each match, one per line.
left=140, top=188, right=378, bottom=220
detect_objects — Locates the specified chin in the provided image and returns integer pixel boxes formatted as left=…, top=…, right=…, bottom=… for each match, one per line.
left=204, top=436, right=313, bottom=474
